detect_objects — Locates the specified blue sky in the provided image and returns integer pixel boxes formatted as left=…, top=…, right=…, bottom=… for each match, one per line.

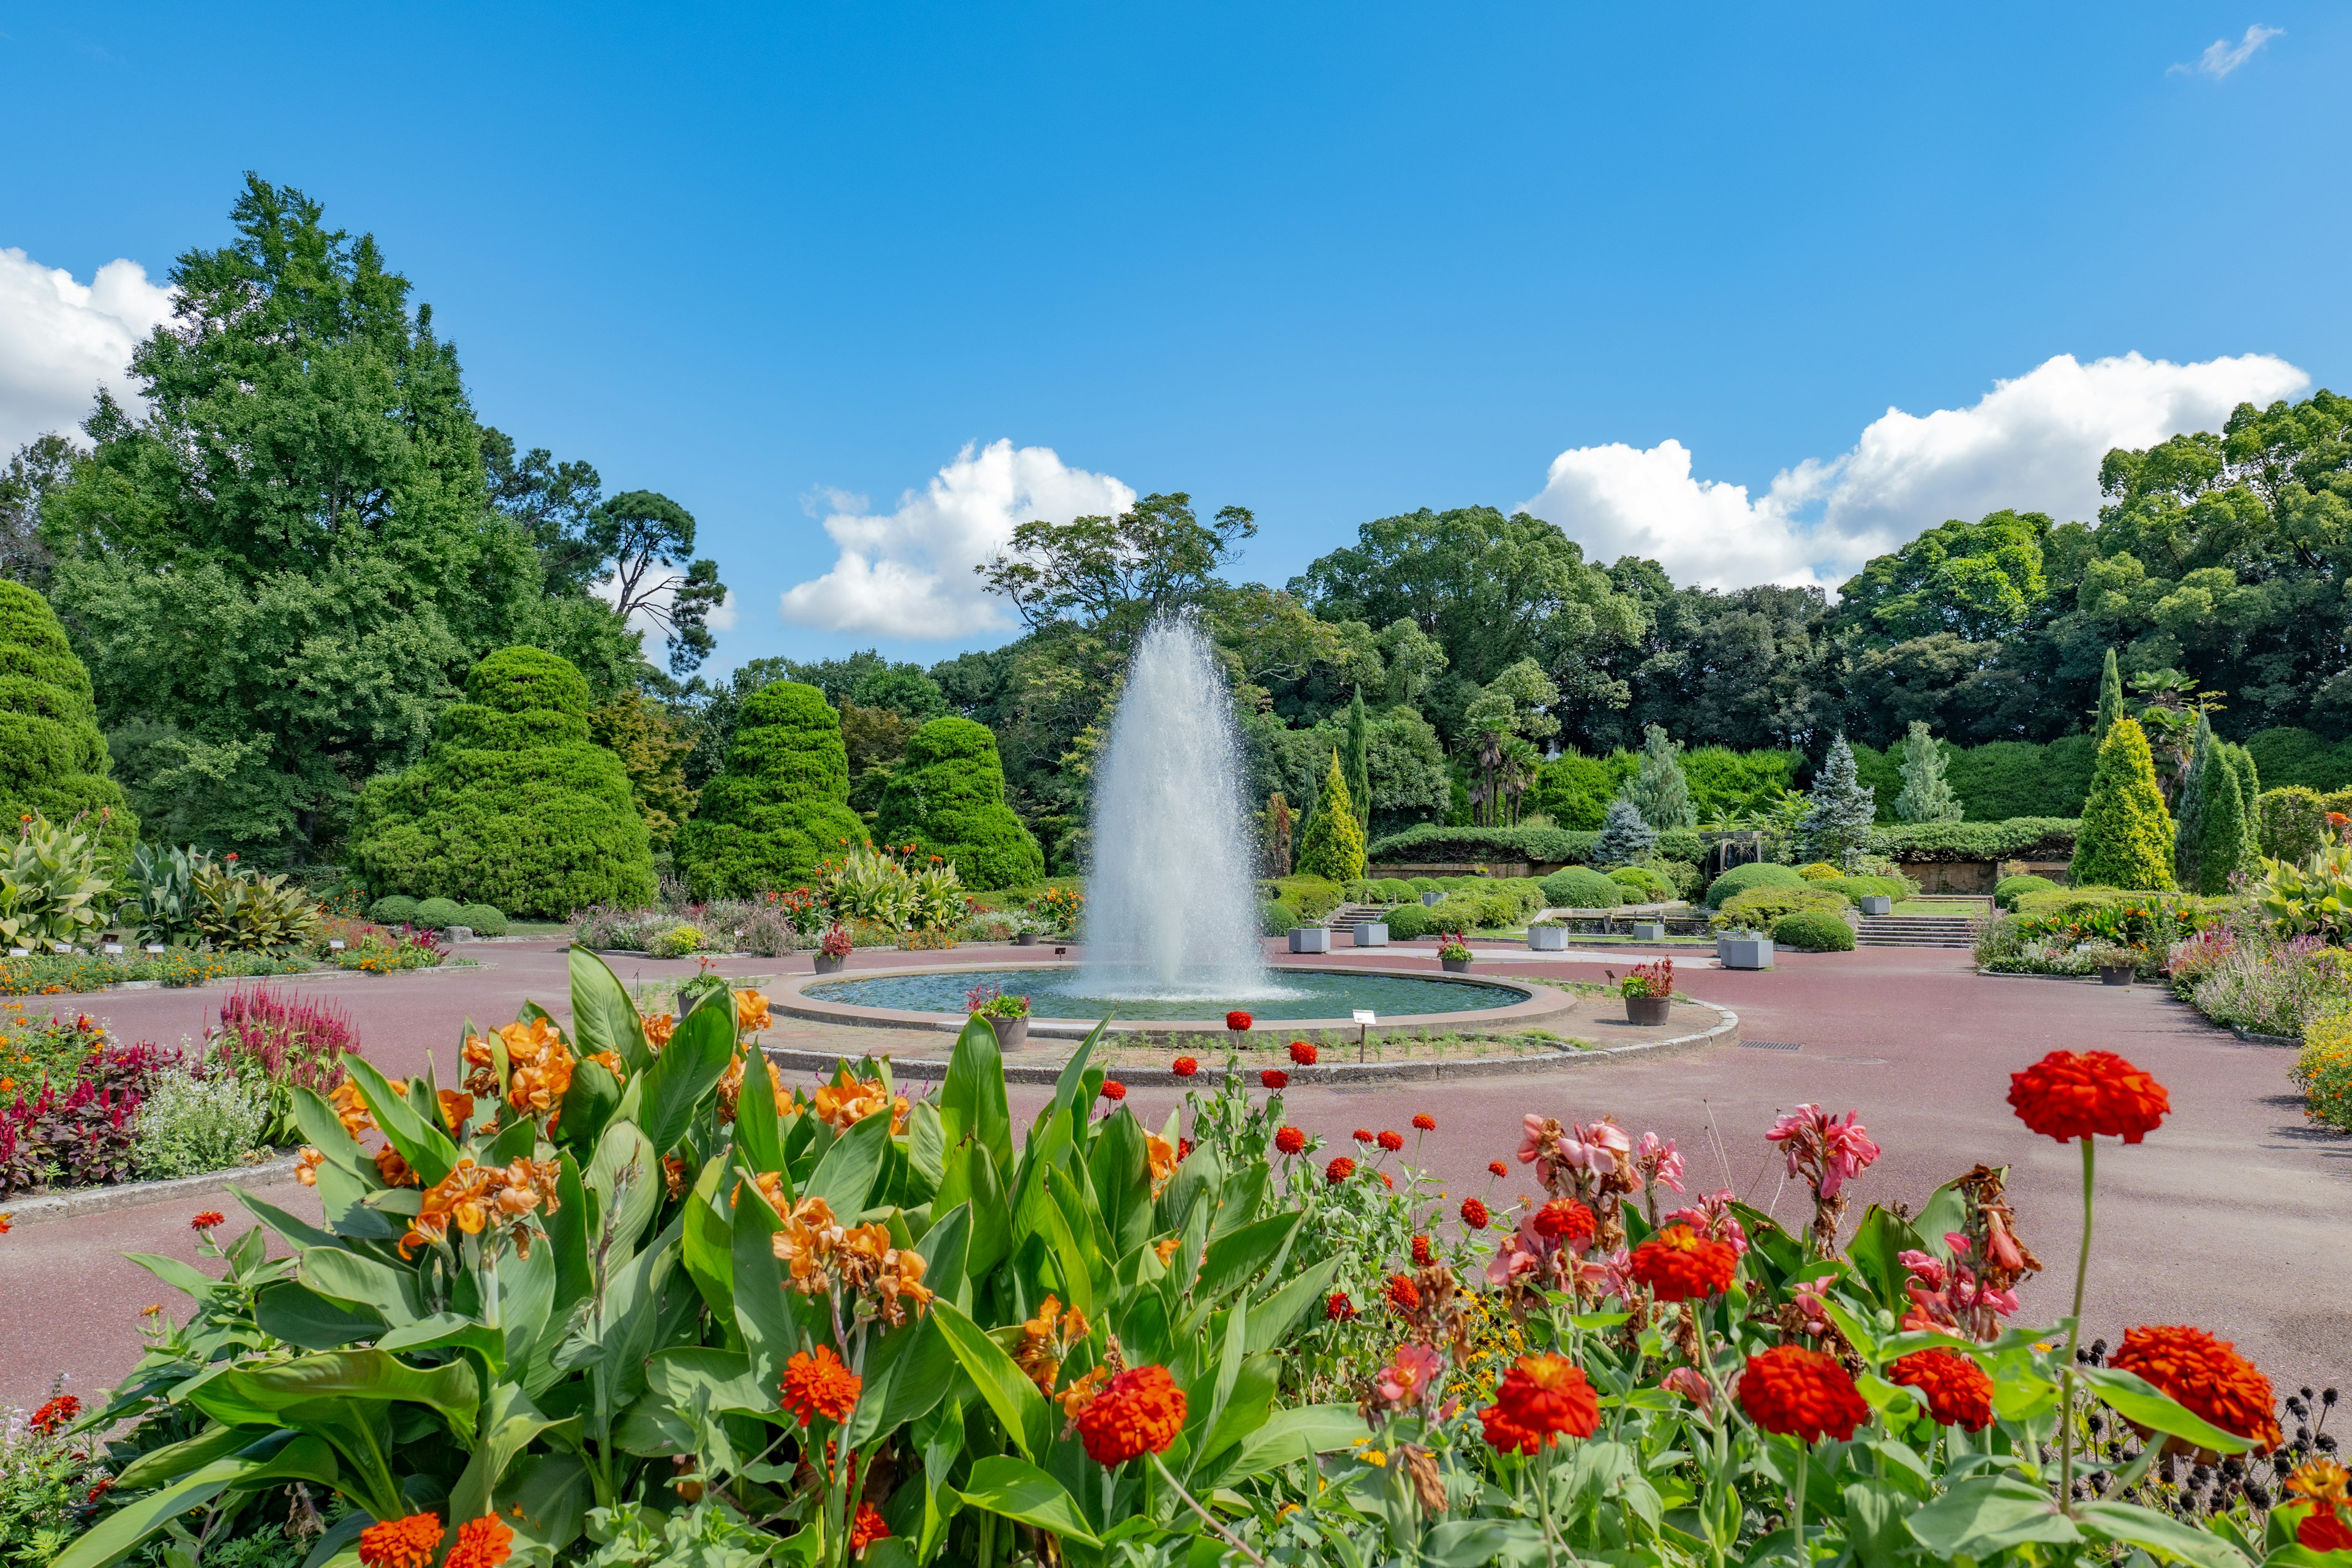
left=3, top=2, right=2345, bottom=673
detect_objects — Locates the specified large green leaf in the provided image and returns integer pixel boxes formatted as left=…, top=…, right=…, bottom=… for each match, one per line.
left=1086, top=1109, right=1153, bottom=1260
left=499, top=1451, right=594, bottom=1562
left=554, top=1058, right=624, bottom=1152
left=930, top=1298, right=1054, bottom=1461
left=843, top=1315, right=954, bottom=1447
left=448, top=1382, right=567, bottom=1526
left=2080, top=1366, right=2257, bottom=1457
left=1219, top=1403, right=1365, bottom=1480
left=1244, top=1256, right=1340, bottom=1355
left=808, top=1107, right=892, bottom=1215
left=342, top=1057, right=459, bottom=1187
left=734, top=1049, right=788, bottom=1177
left=1036, top=1166, right=1098, bottom=1317
left=113, top=1423, right=262, bottom=1490
left=638, top=996, right=736, bottom=1154
left=729, top=1169, right=798, bottom=1389
left=236, top=1188, right=339, bottom=1254
left=917, top=1202, right=972, bottom=1308
left=940, top=1016, right=1013, bottom=1175
left=1193, top=1213, right=1300, bottom=1305
left=1842, top=1205, right=1923, bottom=1316
left=254, top=1281, right=386, bottom=1350
left=2076, top=1501, right=2255, bottom=1568
left=125, top=1251, right=222, bottom=1305
left=957, top=1456, right=1101, bottom=1548
left=54, top=1434, right=311, bottom=1568
left=935, top=1140, right=1010, bottom=1282
left=1906, top=1474, right=2082, bottom=1556
left=570, top=946, right=651, bottom=1073
left=587, top=1118, right=662, bottom=1257
left=301, top=1246, right=426, bottom=1327
left=189, top=1350, right=480, bottom=1439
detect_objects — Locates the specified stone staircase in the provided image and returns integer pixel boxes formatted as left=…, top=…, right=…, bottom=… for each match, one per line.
left=1856, top=913, right=1981, bottom=949
left=1325, top=903, right=1390, bottom=935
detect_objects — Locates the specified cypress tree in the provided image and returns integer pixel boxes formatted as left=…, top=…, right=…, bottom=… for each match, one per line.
left=874, top=715, right=1044, bottom=889
left=2173, top=712, right=2214, bottom=886
left=2188, top=744, right=2250, bottom=894
left=1798, top=736, right=1877, bottom=867
left=0, top=581, right=137, bottom=874
left=676, top=681, right=870, bottom=899
left=1343, top=688, right=1371, bottom=834
left=1294, top=751, right=1366, bottom=882
left=1629, top=723, right=1696, bottom=829
left=1893, top=720, right=1963, bottom=823
left=2092, top=648, right=2124, bottom=744
left=1593, top=790, right=1658, bottom=865
left=2070, top=717, right=2176, bottom=890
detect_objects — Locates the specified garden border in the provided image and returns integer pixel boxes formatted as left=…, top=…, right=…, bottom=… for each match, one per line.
left=2, top=1153, right=301, bottom=1226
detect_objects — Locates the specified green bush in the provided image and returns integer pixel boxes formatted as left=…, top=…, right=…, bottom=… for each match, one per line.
left=2070, top=718, right=2176, bottom=890
left=1773, top=911, right=1856, bottom=951
left=1703, top=861, right=1807, bottom=908
left=1718, top=884, right=1849, bottom=929
left=1867, top=817, right=2079, bottom=864
left=2244, top=726, right=2352, bottom=793
left=1270, top=873, right=1345, bottom=922
left=368, top=894, right=420, bottom=927
left=873, top=715, right=1044, bottom=889
left=1407, top=876, right=1439, bottom=893
left=457, top=903, right=509, bottom=937
left=1539, top=866, right=1623, bottom=908
left=351, top=647, right=656, bottom=919
left=1259, top=900, right=1298, bottom=937
left=0, top=581, right=137, bottom=876
left=412, top=897, right=464, bottom=929
left=1378, top=878, right=1415, bottom=902
left=1608, top=864, right=1672, bottom=900
left=132, top=1067, right=273, bottom=1179
left=1383, top=902, right=1432, bottom=939
left=1649, top=858, right=1703, bottom=900
left=1818, top=874, right=1905, bottom=901
left=1994, top=873, right=2059, bottom=911
left=1942, top=735, right=2098, bottom=820
left=2255, top=786, right=2335, bottom=864
left=675, top=681, right=870, bottom=899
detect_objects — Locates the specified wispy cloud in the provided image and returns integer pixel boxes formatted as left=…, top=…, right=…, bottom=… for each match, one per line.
left=2170, top=23, right=2282, bottom=78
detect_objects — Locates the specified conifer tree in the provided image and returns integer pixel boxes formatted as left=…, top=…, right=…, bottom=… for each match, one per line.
left=1893, top=720, right=1963, bottom=823
left=1593, top=789, right=1658, bottom=865
left=0, top=581, right=137, bottom=874
left=675, top=681, right=869, bottom=899
left=1344, top=687, right=1371, bottom=834
left=2093, top=647, right=2124, bottom=744
left=1798, top=736, right=1877, bottom=868
left=875, top=715, right=1043, bottom=889
left=1629, top=723, right=1696, bottom=829
left=1294, top=750, right=1366, bottom=882
left=2070, top=717, right=2176, bottom=890
left=2187, top=741, right=2250, bottom=895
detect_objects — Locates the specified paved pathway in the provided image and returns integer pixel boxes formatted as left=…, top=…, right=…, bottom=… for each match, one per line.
left=4, top=938, right=2343, bottom=1415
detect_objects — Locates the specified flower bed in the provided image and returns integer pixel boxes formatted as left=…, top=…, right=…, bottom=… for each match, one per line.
left=0, top=949, right=312, bottom=997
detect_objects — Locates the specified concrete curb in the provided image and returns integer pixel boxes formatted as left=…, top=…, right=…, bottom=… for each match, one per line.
left=3, top=1154, right=302, bottom=1226
left=17, top=959, right=488, bottom=998
left=763, top=998, right=1739, bottom=1085
left=2230, top=1025, right=2302, bottom=1048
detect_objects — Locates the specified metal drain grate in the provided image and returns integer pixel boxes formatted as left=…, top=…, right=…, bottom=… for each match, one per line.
left=1739, top=1040, right=1803, bottom=1052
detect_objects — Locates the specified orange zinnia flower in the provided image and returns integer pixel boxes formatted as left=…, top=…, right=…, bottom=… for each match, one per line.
left=1412, top=1112, right=1436, bottom=1131
left=1289, top=1041, right=1318, bottom=1065
left=1887, top=1349, right=1994, bottom=1431
left=782, top=1344, right=862, bottom=1426
left=1072, top=1365, right=1187, bottom=1466
left=190, top=1210, right=225, bottom=1231
left=1324, top=1156, right=1356, bottom=1184
left=443, top=1513, right=514, bottom=1568
left=1628, top=1223, right=1738, bottom=1302
left=850, top=1502, right=891, bottom=1550
left=1737, top=1344, right=1869, bottom=1442
left=1274, top=1126, right=1306, bottom=1155
left=2107, top=1325, right=2283, bottom=1449
left=2007, top=1050, right=2169, bottom=1144
left=356, top=1512, right=443, bottom=1568
left=1480, top=1354, right=1599, bottom=1453
left=1532, top=1198, right=1596, bottom=1248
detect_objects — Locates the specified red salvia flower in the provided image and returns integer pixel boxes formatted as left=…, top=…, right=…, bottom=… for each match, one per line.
left=1737, top=1344, right=1869, bottom=1442
left=1459, top=1196, right=1490, bottom=1230
left=2108, top=1325, right=2283, bottom=1449
left=1324, top=1156, right=1356, bottom=1184
left=1627, top=1223, right=1738, bottom=1302
left=1480, top=1354, right=1600, bottom=1453
left=1274, top=1126, right=1306, bottom=1155
left=1261, top=1069, right=1289, bottom=1090
left=1289, top=1041, right=1318, bottom=1065
left=1073, top=1365, right=1187, bottom=1466
left=2007, top=1050, right=2171, bottom=1144
left=1886, top=1349, right=1995, bottom=1431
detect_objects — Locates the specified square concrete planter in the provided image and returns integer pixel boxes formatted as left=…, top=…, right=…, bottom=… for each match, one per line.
left=1421, top=890, right=1444, bottom=907
left=1352, top=922, right=1389, bottom=947
left=1528, top=926, right=1569, bottom=951
left=1716, top=933, right=1774, bottom=969
left=1289, top=925, right=1332, bottom=953
left=1858, top=894, right=1893, bottom=916
left=1629, top=921, right=1665, bottom=941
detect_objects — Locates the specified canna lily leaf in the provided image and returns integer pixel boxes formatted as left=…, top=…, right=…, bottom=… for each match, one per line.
left=930, top=1298, right=1054, bottom=1461
left=2079, top=1365, right=2257, bottom=1456
left=568, top=946, right=650, bottom=1074
left=341, top=1057, right=458, bottom=1188
left=2075, top=1500, right=2255, bottom=1568
left=956, top=1455, right=1101, bottom=1548
left=1906, top=1474, right=2082, bottom=1556
left=636, top=995, right=734, bottom=1155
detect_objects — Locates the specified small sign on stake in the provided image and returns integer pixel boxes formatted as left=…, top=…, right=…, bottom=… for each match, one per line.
left=1353, top=1009, right=1376, bottom=1061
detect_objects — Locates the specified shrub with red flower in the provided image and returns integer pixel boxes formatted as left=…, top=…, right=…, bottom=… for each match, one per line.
left=1479, top=1354, right=1600, bottom=1453
left=1384, top=1272, right=1422, bottom=1314
left=1628, top=1222, right=1739, bottom=1302
left=1412, top=1112, right=1436, bottom=1131
left=190, top=1210, right=225, bottom=1231
left=1324, top=1156, right=1356, bottom=1184
left=850, top=1502, right=891, bottom=1550
left=2107, top=1324, right=2283, bottom=1449
left=1171, top=1057, right=1198, bottom=1077
left=1737, top=1344, right=1869, bottom=1442
left=2007, top=1050, right=2171, bottom=1144
left=1226, top=1011, right=1253, bottom=1033
left=1325, top=1291, right=1359, bottom=1321
left=443, top=1514, right=513, bottom=1568
left=1532, top=1198, right=1596, bottom=1249
left=1072, top=1364, right=1187, bottom=1466
left=1410, top=1234, right=1433, bottom=1266
left=1460, top=1196, right=1490, bottom=1230
left=1289, top=1040, right=1318, bottom=1065
left=1261, top=1069, right=1289, bottom=1091
left=1376, top=1129, right=1404, bottom=1152
left=1488, top=1160, right=1509, bottom=1178
left=1886, top=1349, right=1994, bottom=1431
left=1274, top=1125, right=1306, bottom=1155
left=29, top=1393, right=80, bottom=1435
left=781, top=1345, right=863, bottom=1427
left=358, top=1512, right=443, bottom=1568
left=1099, top=1079, right=1127, bottom=1102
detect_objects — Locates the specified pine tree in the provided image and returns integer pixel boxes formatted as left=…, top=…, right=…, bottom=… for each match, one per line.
left=1344, top=687, right=1371, bottom=834
left=1294, top=750, right=1366, bottom=882
left=1893, top=720, right=1963, bottom=823
left=1798, top=736, right=1877, bottom=867
left=2093, top=648, right=2124, bottom=744
left=2173, top=712, right=2214, bottom=886
left=1592, top=790, right=1657, bottom=865
left=2070, top=717, right=2176, bottom=890
left=1629, top=723, right=1696, bottom=829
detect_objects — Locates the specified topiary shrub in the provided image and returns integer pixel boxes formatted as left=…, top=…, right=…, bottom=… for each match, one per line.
left=1819, top=874, right=1906, bottom=902
left=1609, top=864, right=1672, bottom=901
left=1703, top=861, right=1807, bottom=908
left=0, top=581, right=138, bottom=876
left=2070, top=717, right=2176, bottom=891
left=1717, top=884, right=1849, bottom=930
left=1773, top=911, right=1856, bottom=951
left=675, top=681, right=870, bottom=900
left=1294, top=751, right=1367, bottom=881
left=1260, top=900, right=1298, bottom=937
left=412, top=897, right=465, bottom=930
left=1993, top=873, right=2058, bottom=911
left=1796, top=862, right=1842, bottom=881
left=1379, top=878, right=1415, bottom=902
left=1408, top=876, right=1439, bottom=894
left=873, top=716, right=1044, bottom=889
left=1382, top=901, right=1432, bottom=940
left=1539, top=866, right=1623, bottom=909
left=369, top=894, right=421, bottom=927
left=458, top=903, right=509, bottom=937
left=351, top=647, right=656, bottom=919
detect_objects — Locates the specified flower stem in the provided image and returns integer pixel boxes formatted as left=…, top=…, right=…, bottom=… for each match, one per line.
left=2059, top=1134, right=2095, bottom=1514
left=1149, top=1451, right=1265, bottom=1567
left=1792, top=1439, right=1808, bottom=1566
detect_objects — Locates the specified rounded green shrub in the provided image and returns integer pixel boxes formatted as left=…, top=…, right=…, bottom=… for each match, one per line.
left=1994, top=873, right=2059, bottom=911
left=675, top=682, right=870, bottom=900
left=1408, top=876, right=1439, bottom=894
left=1819, top=874, right=1906, bottom=901
left=1260, top=900, right=1298, bottom=937
left=458, top=903, right=509, bottom=937
left=1609, top=864, right=1672, bottom=900
left=1719, top=884, right=1848, bottom=929
left=1773, top=911, right=1856, bottom=951
left=413, top=897, right=465, bottom=930
left=1384, top=902, right=1432, bottom=940
left=1379, top=878, right=1415, bottom=902
left=352, top=647, right=655, bottom=919
left=1703, top=861, right=1807, bottom=908
left=369, top=894, right=421, bottom=927
left=1540, top=867, right=1624, bottom=908
left=0, top=581, right=137, bottom=875
left=1796, top=862, right=1842, bottom=881
left=873, top=715, right=1044, bottom=889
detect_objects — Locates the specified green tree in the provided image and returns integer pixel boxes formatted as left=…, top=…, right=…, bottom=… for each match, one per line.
left=675, top=681, right=869, bottom=899
left=1893, top=720, right=1963, bottom=823
left=589, top=689, right=698, bottom=849
left=0, top=580, right=137, bottom=873
left=2173, top=712, right=2216, bottom=885
left=2184, top=736, right=2251, bottom=895
left=2070, top=717, right=2176, bottom=890
left=0, top=434, right=76, bottom=591
left=350, top=647, right=655, bottom=916
left=1293, top=750, right=1366, bottom=882
left=1592, top=791, right=1657, bottom=865
left=874, top=715, right=1044, bottom=889
left=1798, top=736, right=1877, bottom=867
left=1831, top=510, right=2049, bottom=644
left=1629, top=723, right=1696, bottom=829
left=978, top=491, right=1255, bottom=643
left=2093, top=648, right=2124, bottom=745
left=1343, top=688, right=1371, bottom=833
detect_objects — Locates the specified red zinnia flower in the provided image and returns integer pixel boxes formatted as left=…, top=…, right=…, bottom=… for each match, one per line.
left=782, top=1345, right=863, bottom=1427
left=1099, top=1079, right=1127, bottom=1101
left=1177, top=1137, right=1193, bottom=1159
left=1532, top=1198, right=1596, bottom=1248
left=1352, top=1128, right=1376, bottom=1144
left=1325, top=1156, right=1356, bottom=1184
left=1410, top=1235, right=1434, bottom=1266
left=1325, top=1291, right=1359, bottom=1321
left=1480, top=1354, right=1600, bottom=1453
left=1488, top=1160, right=1509, bottom=1178
left=1289, top=1040, right=1318, bottom=1065
left=2108, top=1325, right=2283, bottom=1449
left=1737, top=1344, right=1869, bottom=1442
left=1274, top=1126, right=1306, bottom=1155
left=1379, top=1171, right=1393, bottom=1189
left=1460, top=1196, right=1490, bottom=1230
left=190, top=1210, right=226, bottom=1231
left=29, top=1395, right=80, bottom=1435
left=850, top=1502, right=891, bottom=1550
left=2301, top=1508, right=2352, bottom=1554
left=1412, top=1113, right=1435, bottom=1131
left=1261, top=1069, right=1289, bottom=1090
left=2007, top=1050, right=2170, bottom=1144
left=1384, top=1272, right=1422, bottom=1313
left=1171, top=1056, right=1198, bottom=1077
left=1887, top=1349, right=1995, bottom=1431
left=1073, top=1365, right=1187, bottom=1466
left=1377, top=1129, right=1404, bottom=1152
left=358, top=1512, right=444, bottom=1568
left=1628, top=1223, right=1738, bottom=1302
left=443, top=1515, right=514, bottom=1568
left=1226, top=1011, right=1253, bottom=1033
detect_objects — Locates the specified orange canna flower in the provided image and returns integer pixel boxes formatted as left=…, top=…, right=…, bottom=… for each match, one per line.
left=1016, top=1292, right=1091, bottom=1390
left=584, top=1049, right=626, bottom=1078
left=437, top=1089, right=473, bottom=1133
left=1058, top=1363, right=1110, bottom=1419
left=810, top=1065, right=907, bottom=1134
left=772, top=1195, right=844, bottom=1294
left=644, top=1011, right=676, bottom=1049
left=1144, top=1132, right=1177, bottom=1194
left=735, top=989, right=772, bottom=1033
left=295, top=1147, right=325, bottom=1186
left=374, top=1146, right=421, bottom=1188
left=329, top=1080, right=375, bottom=1139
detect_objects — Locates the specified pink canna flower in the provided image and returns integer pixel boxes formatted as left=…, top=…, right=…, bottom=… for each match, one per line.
left=1562, top=1118, right=1632, bottom=1173
left=1662, top=1365, right=1714, bottom=1411
left=1635, top=1131, right=1685, bottom=1194
left=1373, top=1341, right=1447, bottom=1411
left=1765, top=1104, right=1881, bottom=1199
left=1485, top=1222, right=1547, bottom=1289
left=1664, top=1189, right=1749, bottom=1256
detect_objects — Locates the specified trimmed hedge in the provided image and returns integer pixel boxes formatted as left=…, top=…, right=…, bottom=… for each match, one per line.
left=414, top=897, right=465, bottom=930
left=1703, top=861, right=1807, bottom=908
left=458, top=903, right=510, bottom=937
left=1369, top=822, right=1705, bottom=867
left=1817, top=874, right=1905, bottom=901
left=1609, top=864, right=1673, bottom=900
left=350, top=647, right=656, bottom=919
left=0, top=580, right=138, bottom=875
left=1384, top=902, right=1433, bottom=939
left=1773, top=911, right=1855, bottom=951
left=1539, top=867, right=1623, bottom=909
left=369, top=895, right=421, bottom=927
left=1993, top=873, right=2057, bottom=911
left=1719, top=884, right=1849, bottom=928
left=675, top=682, right=870, bottom=900
left=873, top=716, right=1043, bottom=889
left=1867, top=818, right=2079, bottom=863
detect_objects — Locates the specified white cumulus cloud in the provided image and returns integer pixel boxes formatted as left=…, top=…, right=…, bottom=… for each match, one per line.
left=2171, top=23, right=2283, bottom=78
left=0, top=246, right=175, bottom=453
left=780, top=439, right=1137, bottom=638
left=1517, top=351, right=2310, bottom=593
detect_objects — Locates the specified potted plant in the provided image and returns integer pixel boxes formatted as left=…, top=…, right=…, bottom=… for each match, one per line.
left=1438, top=932, right=1474, bottom=973
left=1011, top=910, right=1042, bottom=946
left=1619, top=959, right=1674, bottom=1025
left=1528, top=917, right=1569, bottom=952
left=1716, top=925, right=1774, bottom=970
left=813, top=922, right=854, bottom=974
left=1289, top=922, right=1332, bottom=953
left=1352, top=915, right=1389, bottom=947
left=2082, top=940, right=2138, bottom=986
left=967, top=982, right=1030, bottom=1049
left=1856, top=893, right=1894, bottom=916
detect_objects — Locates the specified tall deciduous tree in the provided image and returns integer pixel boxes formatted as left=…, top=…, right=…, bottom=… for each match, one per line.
left=1893, top=721, right=1963, bottom=823
left=978, top=492, right=1254, bottom=641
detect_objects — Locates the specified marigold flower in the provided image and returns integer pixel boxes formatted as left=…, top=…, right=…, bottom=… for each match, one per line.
left=1412, top=1112, right=1436, bottom=1131
left=1887, top=1349, right=1994, bottom=1431
left=1532, top=1198, right=1596, bottom=1248
left=850, top=1502, right=891, bottom=1550
left=29, top=1394, right=80, bottom=1434
left=1172, top=1056, right=1198, bottom=1077
left=735, top=989, right=771, bottom=1033
left=295, top=1147, right=325, bottom=1186
left=1411, top=1234, right=1434, bottom=1266
left=1384, top=1272, right=1422, bottom=1314
left=1274, top=1126, right=1306, bottom=1155
left=1325, top=1291, right=1359, bottom=1321
left=2007, top=1050, right=2170, bottom=1144
left=1099, top=1079, right=1126, bottom=1102
left=190, top=1210, right=225, bottom=1231
left=782, top=1345, right=863, bottom=1427
left=2107, top=1324, right=2282, bottom=1449
left=1488, top=1160, right=1509, bottom=1178
left=1289, top=1041, right=1317, bottom=1065
left=1352, top=1128, right=1376, bottom=1144
left=1377, top=1129, right=1404, bottom=1152
left=443, top=1513, right=514, bottom=1568
left=357, top=1512, right=443, bottom=1568
left=1073, top=1365, right=1187, bottom=1466
left=1261, top=1069, right=1289, bottom=1090
left=1737, top=1344, right=1869, bottom=1442
left=1226, top=1011, right=1253, bottom=1033
left=1628, top=1223, right=1738, bottom=1302
left=1460, top=1196, right=1490, bottom=1230
left=1324, top=1156, right=1356, bottom=1184
left=1480, top=1354, right=1599, bottom=1453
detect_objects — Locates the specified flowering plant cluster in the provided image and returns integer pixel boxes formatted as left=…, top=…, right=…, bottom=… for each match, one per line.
left=1619, top=957, right=1675, bottom=999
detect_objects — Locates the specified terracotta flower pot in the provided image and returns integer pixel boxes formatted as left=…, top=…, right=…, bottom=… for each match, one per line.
left=1625, top=994, right=1672, bottom=1026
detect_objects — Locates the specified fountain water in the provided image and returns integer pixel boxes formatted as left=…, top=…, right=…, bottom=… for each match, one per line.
left=1080, top=617, right=1285, bottom=1001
